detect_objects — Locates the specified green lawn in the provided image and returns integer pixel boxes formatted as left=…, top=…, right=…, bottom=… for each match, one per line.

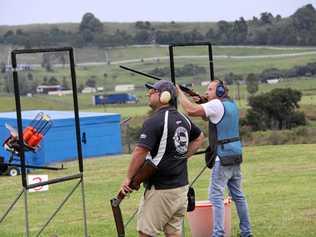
left=0, top=144, right=315, bottom=237
left=1, top=76, right=315, bottom=117
left=85, top=105, right=150, bottom=118
left=1, top=45, right=316, bottom=97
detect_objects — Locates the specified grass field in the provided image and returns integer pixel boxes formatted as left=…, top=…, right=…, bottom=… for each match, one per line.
left=0, top=144, right=315, bottom=237
left=1, top=46, right=315, bottom=103
left=1, top=45, right=316, bottom=93
left=0, top=76, right=315, bottom=118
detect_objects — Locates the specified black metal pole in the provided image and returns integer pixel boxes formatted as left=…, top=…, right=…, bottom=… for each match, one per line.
left=0, top=189, right=24, bottom=223
left=169, top=42, right=212, bottom=47
left=69, top=48, right=84, bottom=173
left=208, top=44, right=214, bottom=81
left=168, top=46, right=176, bottom=85
left=120, top=65, right=161, bottom=81
left=168, top=45, right=177, bottom=108
left=69, top=48, right=89, bottom=237
left=27, top=173, right=82, bottom=190
left=7, top=163, right=63, bottom=171
left=11, top=49, right=30, bottom=237
left=12, top=47, right=73, bottom=54
left=11, top=51, right=27, bottom=188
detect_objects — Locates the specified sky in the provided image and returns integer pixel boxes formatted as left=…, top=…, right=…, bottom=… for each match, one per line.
left=1, top=0, right=315, bottom=25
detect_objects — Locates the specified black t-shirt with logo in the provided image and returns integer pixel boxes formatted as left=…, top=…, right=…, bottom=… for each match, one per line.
left=137, top=106, right=202, bottom=189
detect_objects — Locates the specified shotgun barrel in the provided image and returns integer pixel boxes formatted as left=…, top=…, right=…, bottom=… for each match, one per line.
left=119, top=65, right=208, bottom=104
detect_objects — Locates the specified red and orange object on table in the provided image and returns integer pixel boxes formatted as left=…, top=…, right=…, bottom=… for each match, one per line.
left=3, top=112, right=52, bottom=153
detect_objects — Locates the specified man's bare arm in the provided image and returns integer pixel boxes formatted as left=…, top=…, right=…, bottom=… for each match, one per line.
left=177, top=85, right=206, bottom=117
left=121, top=146, right=150, bottom=194
left=186, top=132, right=205, bottom=158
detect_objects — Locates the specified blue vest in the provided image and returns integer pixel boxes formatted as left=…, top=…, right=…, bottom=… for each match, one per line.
left=211, top=99, right=242, bottom=165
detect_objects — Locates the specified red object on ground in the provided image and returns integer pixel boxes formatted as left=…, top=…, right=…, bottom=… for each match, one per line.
left=187, top=198, right=232, bottom=237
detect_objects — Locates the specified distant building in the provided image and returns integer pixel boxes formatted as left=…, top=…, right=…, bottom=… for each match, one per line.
left=93, top=93, right=137, bottom=105
left=267, top=79, right=280, bottom=84
left=36, top=85, right=62, bottom=94
left=96, top=87, right=104, bottom=92
left=48, top=90, right=73, bottom=96
left=115, top=84, right=135, bottom=92
left=82, top=87, right=97, bottom=94
left=5, top=64, right=32, bottom=72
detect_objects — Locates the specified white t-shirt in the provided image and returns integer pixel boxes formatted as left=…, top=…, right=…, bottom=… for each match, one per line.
left=201, top=99, right=224, bottom=124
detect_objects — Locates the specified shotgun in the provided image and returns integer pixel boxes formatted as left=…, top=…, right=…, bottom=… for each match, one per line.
left=110, top=159, right=158, bottom=237
left=178, top=85, right=208, bottom=104
left=119, top=65, right=208, bottom=104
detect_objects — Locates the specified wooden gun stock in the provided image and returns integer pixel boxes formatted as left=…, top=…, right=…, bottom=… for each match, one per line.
left=110, top=159, right=158, bottom=237
left=129, top=159, right=158, bottom=190
left=178, top=85, right=208, bottom=104
left=110, top=200, right=125, bottom=237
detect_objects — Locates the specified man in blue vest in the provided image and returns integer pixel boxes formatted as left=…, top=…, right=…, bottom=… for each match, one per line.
left=177, top=80, right=253, bottom=237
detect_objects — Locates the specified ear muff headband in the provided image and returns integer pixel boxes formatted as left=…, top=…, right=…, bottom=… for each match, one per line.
left=216, top=80, right=225, bottom=98
left=160, top=90, right=171, bottom=104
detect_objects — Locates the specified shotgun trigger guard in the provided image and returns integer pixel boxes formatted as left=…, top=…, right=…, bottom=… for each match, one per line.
left=111, top=197, right=121, bottom=207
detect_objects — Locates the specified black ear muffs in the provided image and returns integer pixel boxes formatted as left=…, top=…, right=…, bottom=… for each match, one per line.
left=216, top=80, right=225, bottom=98
left=160, top=90, right=171, bottom=104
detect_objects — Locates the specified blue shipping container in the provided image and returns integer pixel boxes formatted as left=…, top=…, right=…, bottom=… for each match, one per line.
left=0, top=110, right=122, bottom=166
left=93, top=93, right=137, bottom=105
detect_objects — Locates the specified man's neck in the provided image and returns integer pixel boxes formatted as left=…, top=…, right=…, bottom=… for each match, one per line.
left=155, top=104, right=171, bottom=112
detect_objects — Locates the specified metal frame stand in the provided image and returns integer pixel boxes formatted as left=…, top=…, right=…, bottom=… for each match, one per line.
left=168, top=42, right=215, bottom=237
left=0, top=47, right=88, bottom=237
left=168, top=41, right=215, bottom=86
left=0, top=188, right=24, bottom=223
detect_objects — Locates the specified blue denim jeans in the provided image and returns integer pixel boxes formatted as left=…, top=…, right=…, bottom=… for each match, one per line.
left=209, top=161, right=252, bottom=237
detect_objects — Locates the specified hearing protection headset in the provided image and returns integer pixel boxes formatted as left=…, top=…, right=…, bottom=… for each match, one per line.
left=159, top=90, right=172, bottom=104
left=215, top=80, right=226, bottom=98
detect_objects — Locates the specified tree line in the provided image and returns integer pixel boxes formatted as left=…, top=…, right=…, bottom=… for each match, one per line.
left=148, top=64, right=206, bottom=78
left=243, top=88, right=306, bottom=131
left=0, top=5, right=315, bottom=48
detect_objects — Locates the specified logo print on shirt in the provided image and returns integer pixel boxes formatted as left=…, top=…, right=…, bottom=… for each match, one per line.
left=176, top=120, right=182, bottom=125
left=173, top=126, right=189, bottom=154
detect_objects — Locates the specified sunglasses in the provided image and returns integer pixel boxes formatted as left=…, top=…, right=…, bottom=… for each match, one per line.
left=148, top=88, right=159, bottom=95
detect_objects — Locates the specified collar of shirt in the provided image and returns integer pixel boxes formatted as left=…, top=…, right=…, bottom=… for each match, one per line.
left=156, top=105, right=176, bottom=113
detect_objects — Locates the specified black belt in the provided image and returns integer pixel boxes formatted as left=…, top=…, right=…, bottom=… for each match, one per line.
left=217, top=137, right=240, bottom=145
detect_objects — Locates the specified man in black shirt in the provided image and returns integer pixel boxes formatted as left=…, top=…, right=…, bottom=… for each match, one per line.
left=121, top=80, right=204, bottom=237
